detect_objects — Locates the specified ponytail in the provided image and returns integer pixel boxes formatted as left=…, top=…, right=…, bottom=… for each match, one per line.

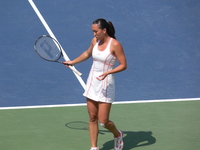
left=107, top=21, right=116, bottom=39
left=92, top=18, right=116, bottom=39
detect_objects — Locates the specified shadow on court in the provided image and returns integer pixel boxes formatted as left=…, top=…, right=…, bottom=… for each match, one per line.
left=65, top=121, right=156, bottom=150
left=100, top=131, right=156, bottom=150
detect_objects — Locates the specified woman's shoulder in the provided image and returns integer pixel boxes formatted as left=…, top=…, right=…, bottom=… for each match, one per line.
left=111, top=38, right=122, bottom=48
left=91, top=37, right=98, bottom=46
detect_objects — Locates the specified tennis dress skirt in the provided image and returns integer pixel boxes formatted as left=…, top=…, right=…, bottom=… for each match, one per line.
left=83, top=38, right=117, bottom=103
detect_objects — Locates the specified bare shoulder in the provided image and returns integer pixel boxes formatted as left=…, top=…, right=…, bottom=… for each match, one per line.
left=111, top=38, right=122, bottom=47
left=110, top=38, right=123, bottom=55
left=86, top=37, right=97, bottom=54
left=91, top=37, right=97, bottom=46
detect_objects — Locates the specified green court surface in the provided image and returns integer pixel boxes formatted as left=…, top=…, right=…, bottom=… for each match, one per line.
left=0, top=100, right=200, bottom=150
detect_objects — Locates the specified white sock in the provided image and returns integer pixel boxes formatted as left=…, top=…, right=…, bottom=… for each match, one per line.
left=90, top=147, right=98, bottom=150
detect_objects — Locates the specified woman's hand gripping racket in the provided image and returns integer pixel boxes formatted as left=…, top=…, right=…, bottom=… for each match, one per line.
left=34, top=35, right=82, bottom=76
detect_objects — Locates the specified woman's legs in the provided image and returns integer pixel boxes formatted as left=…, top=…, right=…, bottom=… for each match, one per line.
left=87, top=98, right=99, bottom=148
left=87, top=99, right=122, bottom=149
left=97, top=103, right=124, bottom=150
left=98, top=102, right=120, bottom=137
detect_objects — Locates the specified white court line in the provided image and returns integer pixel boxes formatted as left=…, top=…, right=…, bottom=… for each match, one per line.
left=28, top=0, right=86, bottom=89
left=0, top=98, right=200, bottom=110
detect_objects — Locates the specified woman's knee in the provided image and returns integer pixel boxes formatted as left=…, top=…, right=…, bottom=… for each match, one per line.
left=99, top=120, right=113, bottom=128
left=89, top=114, right=98, bottom=122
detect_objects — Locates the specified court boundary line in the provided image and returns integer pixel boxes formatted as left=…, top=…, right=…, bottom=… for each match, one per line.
left=0, top=98, right=200, bottom=110
left=28, top=0, right=86, bottom=89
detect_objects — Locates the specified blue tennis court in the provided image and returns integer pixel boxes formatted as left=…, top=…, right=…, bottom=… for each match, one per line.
left=1, top=0, right=200, bottom=107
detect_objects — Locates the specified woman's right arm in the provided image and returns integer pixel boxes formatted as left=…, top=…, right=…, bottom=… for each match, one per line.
left=64, top=37, right=96, bottom=65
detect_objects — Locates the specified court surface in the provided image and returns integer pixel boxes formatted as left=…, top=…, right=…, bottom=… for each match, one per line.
left=1, top=101, right=200, bottom=150
left=0, top=0, right=200, bottom=149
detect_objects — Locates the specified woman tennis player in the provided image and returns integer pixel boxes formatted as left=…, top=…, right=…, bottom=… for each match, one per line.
left=65, top=18, right=127, bottom=150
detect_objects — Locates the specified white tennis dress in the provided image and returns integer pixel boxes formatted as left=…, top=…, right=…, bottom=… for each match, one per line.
left=83, top=38, right=117, bottom=103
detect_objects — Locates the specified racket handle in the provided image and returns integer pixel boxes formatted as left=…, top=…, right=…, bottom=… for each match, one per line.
left=68, top=66, right=82, bottom=76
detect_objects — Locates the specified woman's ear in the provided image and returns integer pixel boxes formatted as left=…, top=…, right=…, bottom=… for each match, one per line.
left=103, top=28, right=107, bottom=34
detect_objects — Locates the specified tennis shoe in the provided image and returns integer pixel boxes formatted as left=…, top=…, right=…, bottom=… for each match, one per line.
left=114, top=130, right=124, bottom=150
left=90, top=147, right=99, bottom=150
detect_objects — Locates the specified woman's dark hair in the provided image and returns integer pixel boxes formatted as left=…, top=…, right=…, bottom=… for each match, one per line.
left=92, top=18, right=116, bottom=39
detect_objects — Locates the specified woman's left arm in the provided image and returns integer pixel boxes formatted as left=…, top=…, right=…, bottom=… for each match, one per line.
left=111, top=40, right=127, bottom=73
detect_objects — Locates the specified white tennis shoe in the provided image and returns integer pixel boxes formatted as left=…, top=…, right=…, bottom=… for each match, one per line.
left=90, top=147, right=99, bottom=150
left=114, top=130, right=124, bottom=150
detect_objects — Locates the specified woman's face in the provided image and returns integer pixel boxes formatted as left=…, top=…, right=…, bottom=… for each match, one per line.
left=92, top=24, right=106, bottom=40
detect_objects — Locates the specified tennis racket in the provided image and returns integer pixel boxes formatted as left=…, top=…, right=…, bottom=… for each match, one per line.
left=34, top=35, right=82, bottom=76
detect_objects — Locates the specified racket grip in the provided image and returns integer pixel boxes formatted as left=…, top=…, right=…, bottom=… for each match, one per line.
left=69, top=66, right=82, bottom=76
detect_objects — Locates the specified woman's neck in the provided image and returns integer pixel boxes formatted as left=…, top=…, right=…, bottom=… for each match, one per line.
left=99, top=36, right=110, bottom=45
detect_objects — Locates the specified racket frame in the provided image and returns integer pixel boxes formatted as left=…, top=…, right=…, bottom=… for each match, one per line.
left=34, top=35, right=82, bottom=76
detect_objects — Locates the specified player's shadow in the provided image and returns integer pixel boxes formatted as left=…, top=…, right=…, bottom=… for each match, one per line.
left=65, top=121, right=156, bottom=150
left=99, top=130, right=156, bottom=150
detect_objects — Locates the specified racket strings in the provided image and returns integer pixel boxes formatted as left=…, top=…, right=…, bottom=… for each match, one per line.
left=35, top=36, right=61, bottom=61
